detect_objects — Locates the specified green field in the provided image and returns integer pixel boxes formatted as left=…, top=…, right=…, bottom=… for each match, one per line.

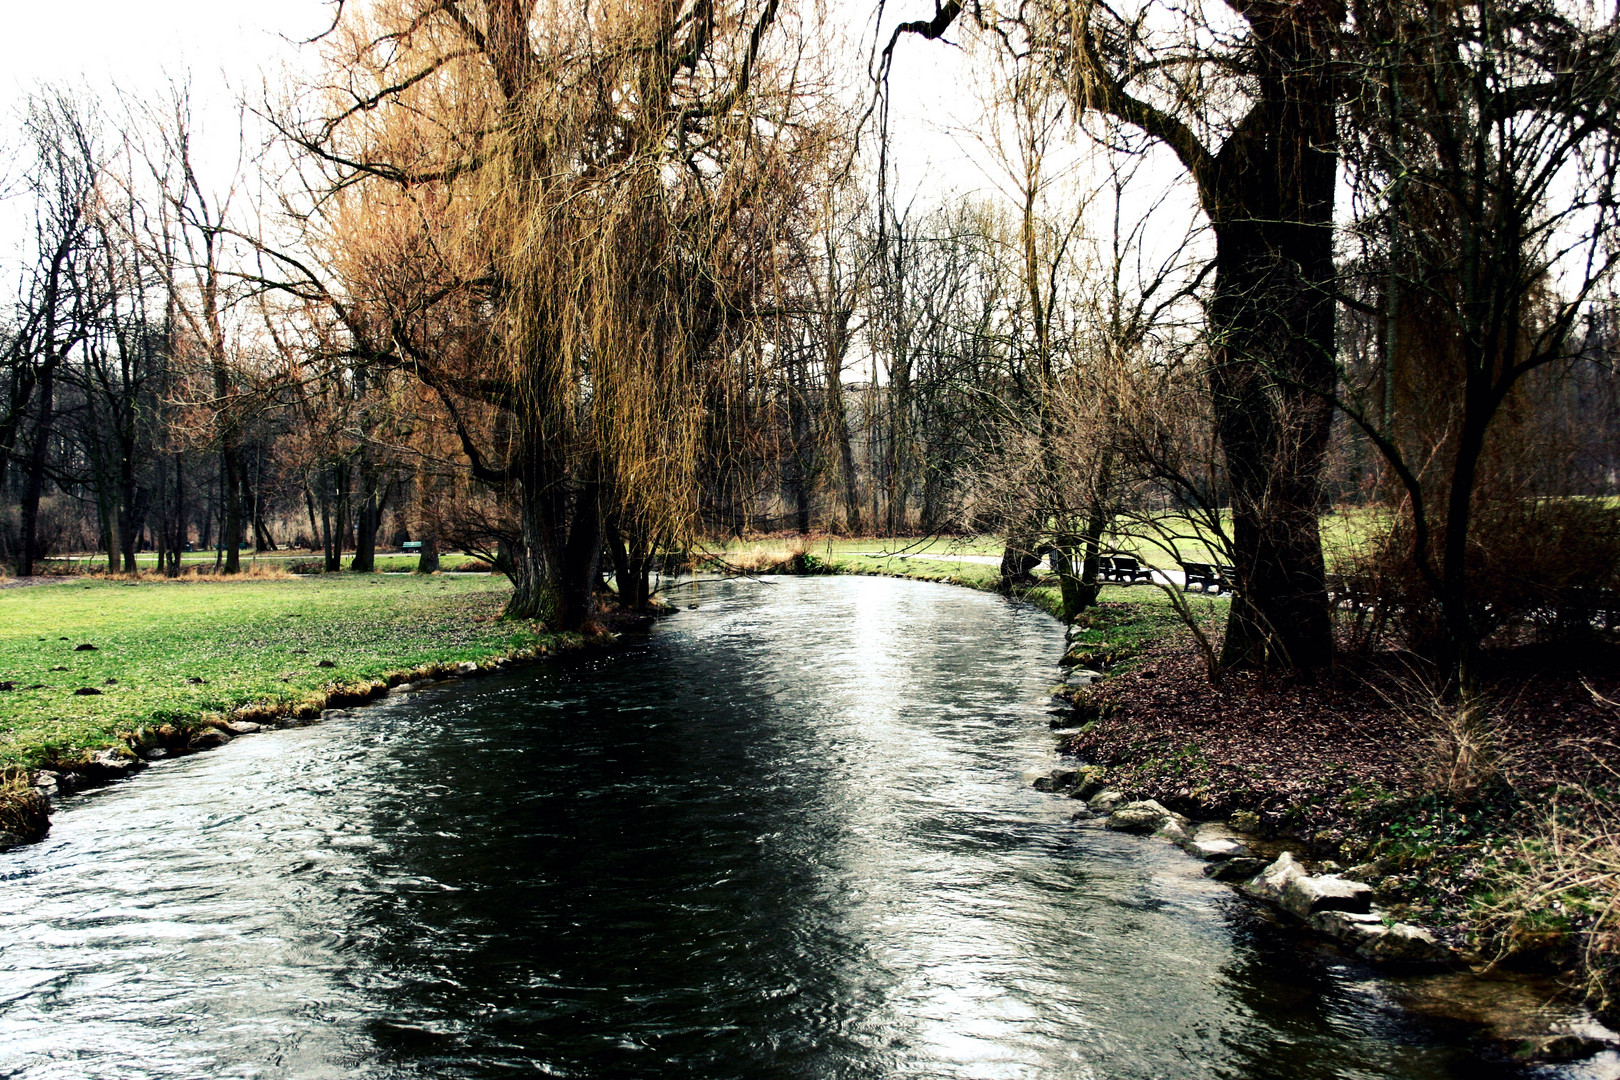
left=0, top=574, right=548, bottom=772
left=812, top=545, right=1222, bottom=634
left=42, top=550, right=489, bottom=574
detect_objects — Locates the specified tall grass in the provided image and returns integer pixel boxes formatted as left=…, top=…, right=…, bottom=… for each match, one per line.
left=1481, top=783, right=1620, bottom=1017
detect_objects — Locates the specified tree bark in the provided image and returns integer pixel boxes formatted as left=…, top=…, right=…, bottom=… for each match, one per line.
left=17, top=365, right=55, bottom=577
left=504, top=447, right=604, bottom=631
left=1204, top=15, right=1339, bottom=672
left=416, top=531, right=440, bottom=574
left=221, top=447, right=242, bottom=574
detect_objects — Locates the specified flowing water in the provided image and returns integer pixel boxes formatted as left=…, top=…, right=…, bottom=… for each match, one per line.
left=0, top=576, right=1596, bottom=1078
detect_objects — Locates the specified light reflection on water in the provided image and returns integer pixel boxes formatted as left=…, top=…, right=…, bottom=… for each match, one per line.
left=0, top=575, right=1552, bottom=1078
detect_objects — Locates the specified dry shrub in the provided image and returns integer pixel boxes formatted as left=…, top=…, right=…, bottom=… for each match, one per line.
left=709, top=538, right=811, bottom=574
left=1347, top=499, right=1620, bottom=655
left=1375, top=662, right=1516, bottom=799
left=82, top=565, right=297, bottom=583
left=0, top=769, right=49, bottom=843
left=185, top=565, right=297, bottom=582
left=1481, top=782, right=1620, bottom=1018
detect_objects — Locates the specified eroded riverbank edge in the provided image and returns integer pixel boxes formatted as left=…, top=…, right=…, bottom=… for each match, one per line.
left=0, top=618, right=640, bottom=849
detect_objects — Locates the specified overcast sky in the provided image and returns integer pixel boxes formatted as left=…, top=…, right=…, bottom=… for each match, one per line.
left=0, top=0, right=1112, bottom=299
left=0, top=1, right=333, bottom=105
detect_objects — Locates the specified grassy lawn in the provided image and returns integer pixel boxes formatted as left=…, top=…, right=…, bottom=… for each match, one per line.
left=696, top=534, right=1227, bottom=628
left=810, top=545, right=1223, bottom=645
left=705, top=518, right=1388, bottom=574
left=0, top=574, right=547, bottom=773
left=44, top=550, right=489, bottom=573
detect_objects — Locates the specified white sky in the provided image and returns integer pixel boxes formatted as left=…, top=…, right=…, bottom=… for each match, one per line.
left=0, top=0, right=1198, bottom=332
left=0, top=0, right=333, bottom=267
left=0, top=1, right=992, bottom=230
left=0, top=1, right=333, bottom=99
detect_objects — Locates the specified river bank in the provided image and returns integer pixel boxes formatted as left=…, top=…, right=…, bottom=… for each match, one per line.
left=780, top=542, right=1620, bottom=1064
left=8, top=551, right=1618, bottom=1067
left=1054, top=631, right=1620, bottom=1021
left=0, top=573, right=600, bottom=846
left=0, top=573, right=1561, bottom=1078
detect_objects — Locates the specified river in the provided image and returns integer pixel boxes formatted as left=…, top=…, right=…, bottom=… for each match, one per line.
left=0, top=575, right=1582, bottom=1078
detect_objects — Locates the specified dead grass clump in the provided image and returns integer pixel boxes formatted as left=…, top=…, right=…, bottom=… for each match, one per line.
left=0, top=769, right=50, bottom=843
left=184, top=564, right=296, bottom=582
left=1481, top=785, right=1620, bottom=1018
left=1377, top=662, right=1517, bottom=799
left=77, top=564, right=296, bottom=584
left=710, top=538, right=812, bottom=575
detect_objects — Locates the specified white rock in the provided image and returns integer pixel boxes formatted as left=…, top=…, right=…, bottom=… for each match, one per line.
left=1088, top=789, right=1126, bottom=814
left=1280, top=874, right=1375, bottom=919
left=1355, top=922, right=1449, bottom=963
left=1156, top=818, right=1192, bottom=843
left=1105, top=799, right=1169, bottom=831
left=1309, top=909, right=1386, bottom=948
left=1241, top=851, right=1305, bottom=904
left=1186, top=837, right=1248, bottom=861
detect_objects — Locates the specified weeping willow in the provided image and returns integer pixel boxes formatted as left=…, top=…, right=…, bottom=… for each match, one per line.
left=312, top=0, right=834, bottom=626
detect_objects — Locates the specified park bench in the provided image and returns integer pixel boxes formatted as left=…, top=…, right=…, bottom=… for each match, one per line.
left=1326, top=573, right=1369, bottom=611
left=1180, top=561, right=1237, bottom=594
left=1105, top=555, right=1155, bottom=585
left=402, top=540, right=423, bottom=552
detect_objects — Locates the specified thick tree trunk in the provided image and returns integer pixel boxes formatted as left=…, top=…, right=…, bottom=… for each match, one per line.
left=221, top=447, right=242, bottom=574
left=605, top=517, right=655, bottom=612
left=17, top=366, right=55, bottom=577
left=1205, top=23, right=1339, bottom=673
left=505, top=450, right=604, bottom=631
left=416, top=532, right=440, bottom=574
left=999, top=523, right=1043, bottom=591
left=351, top=469, right=379, bottom=573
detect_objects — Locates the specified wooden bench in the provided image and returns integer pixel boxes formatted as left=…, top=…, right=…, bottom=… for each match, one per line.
left=1105, top=556, right=1155, bottom=585
left=1181, top=561, right=1237, bottom=593
left=1326, top=573, right=1369, bottom=611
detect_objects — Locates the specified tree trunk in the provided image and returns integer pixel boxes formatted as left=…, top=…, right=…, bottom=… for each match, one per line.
left=168, top=452, right=184, bottom=575
left=221, top=447, right=242, bottom=573
left=320, top=466, right=341, bottom=573
left=154, top=453, right=168, bottom=577
left=416, top=532, right=440, bottom=574
left=787, top=375, right=812, bottom=534
left=1205, top=28, right=1339, bottom=673
left=118, top=442, right=139, bottom=573
left=351, top=462, right=379, bottom=572
left=999, top=523, right=1043, bottom=591
left=17, top=366, right=55, bottom=577
left=505, top=449, right=604, bottom=631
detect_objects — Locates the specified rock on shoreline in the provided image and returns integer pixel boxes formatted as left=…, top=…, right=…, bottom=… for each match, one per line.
left=1032, top=766, right=1453, bottom=965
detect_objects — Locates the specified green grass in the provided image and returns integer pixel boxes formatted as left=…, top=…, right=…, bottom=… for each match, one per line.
left=44, top=550, right=489, bottom=573
left=0, top=574, right=548, bottom=772
left=810, top=544, right=1224, bottom=627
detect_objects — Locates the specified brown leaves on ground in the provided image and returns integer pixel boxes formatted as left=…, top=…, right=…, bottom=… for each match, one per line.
left=1062, top=637, right=1620, bottom=845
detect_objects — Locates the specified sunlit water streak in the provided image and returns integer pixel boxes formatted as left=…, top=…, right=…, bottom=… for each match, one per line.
left=0, top=575, right=1567, bottom=1078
